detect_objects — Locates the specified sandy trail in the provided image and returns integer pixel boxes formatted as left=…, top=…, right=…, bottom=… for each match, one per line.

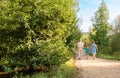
left=74, top=56, right=120, bottom=78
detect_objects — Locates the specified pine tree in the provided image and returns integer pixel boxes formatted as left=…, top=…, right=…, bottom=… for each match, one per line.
left=91, top=0, right=109, bottom=46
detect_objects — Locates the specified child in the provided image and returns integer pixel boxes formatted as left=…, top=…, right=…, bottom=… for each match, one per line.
left=85, top=46, right=90, bottom=59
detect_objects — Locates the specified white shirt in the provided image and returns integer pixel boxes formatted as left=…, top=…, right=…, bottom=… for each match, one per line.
left=77, top=41, right=84, bottom=48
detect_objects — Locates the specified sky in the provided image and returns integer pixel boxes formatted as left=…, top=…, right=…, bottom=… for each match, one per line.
left=77, top=0, right=120, bottom=32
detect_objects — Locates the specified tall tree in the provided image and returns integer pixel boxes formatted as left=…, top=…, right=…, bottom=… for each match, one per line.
left=91, top=0, right=110, bottom=46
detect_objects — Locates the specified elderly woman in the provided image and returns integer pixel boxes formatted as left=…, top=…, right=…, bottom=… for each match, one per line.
left=91, top=41, right=98, bottom=60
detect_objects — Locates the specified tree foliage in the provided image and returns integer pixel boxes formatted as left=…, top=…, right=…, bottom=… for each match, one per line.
left=90, top=0, right=110, bottom=47
left=112, top=15, right=120, bottom=32
left=66, top=25, right=82, bottom=53
left=111, top=15, right=120, bottom=54
left=66, top=16, right=83, bottom=53
left=0, top=0, right=77, bottom=72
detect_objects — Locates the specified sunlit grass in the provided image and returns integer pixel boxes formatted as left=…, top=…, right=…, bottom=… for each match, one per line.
left=12, top=58, right=77, bottom=78
left=50, top=58, right=77, bottom=78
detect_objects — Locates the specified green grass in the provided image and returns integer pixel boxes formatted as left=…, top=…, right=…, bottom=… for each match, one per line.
left=50, top=58, right=77, bottom=78
left=10, top=58, right=77, bottom=78
left=12, top=72, right=47, bottom=78
left=97, top=53, right=120, bottom=60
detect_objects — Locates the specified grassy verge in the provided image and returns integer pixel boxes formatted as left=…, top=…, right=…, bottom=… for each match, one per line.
left=6, top=58, right=77, bottom=78
left=97, top=53, right=120, bottom=60
left=49, top=58, right=77, bottom=78
left=31, top=58, right=77, bottom=78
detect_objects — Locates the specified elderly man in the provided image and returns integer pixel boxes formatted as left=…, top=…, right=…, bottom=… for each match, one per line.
left=77, top=39, right=84, bottom=60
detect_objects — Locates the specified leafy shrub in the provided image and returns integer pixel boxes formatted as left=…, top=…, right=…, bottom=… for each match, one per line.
left=0, top=0, right=77, bottom=72
left=111, top=33, right=120, bottom=54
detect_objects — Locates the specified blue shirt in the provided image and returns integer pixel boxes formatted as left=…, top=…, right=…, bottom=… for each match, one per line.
left=85, top=47, right=90, bottom=54
left=91, top=43, right=97, bottom=53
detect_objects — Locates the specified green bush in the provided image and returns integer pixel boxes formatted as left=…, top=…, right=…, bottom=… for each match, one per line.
left=0, top=0, right=77, bottom=72
left=111, top=33, right=120, bottom=54
left=113, top=51, right=120, bottom=57
left=98, top=46, right=112, bottom=55
left=2, top=59, right=76, bottom=78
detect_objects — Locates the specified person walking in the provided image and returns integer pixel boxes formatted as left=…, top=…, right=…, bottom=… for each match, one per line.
left=77, top=39, right=84, bottom=60
left=91, top=41, right=98, bottom=60
left=85, top=46, right=90, bottom=59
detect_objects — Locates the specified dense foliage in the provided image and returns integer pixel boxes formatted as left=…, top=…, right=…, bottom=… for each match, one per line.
left=0, top=0, right=77, bottom=72
left=111, top=15, right=120, bottom=55
left=66, top=25, right=82, bottom=53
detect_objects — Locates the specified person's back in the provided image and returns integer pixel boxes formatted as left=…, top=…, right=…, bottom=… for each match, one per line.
left=91, top=41, right=97, bottom=60
left=91, top=43, right=97, bottom=52
left=77, top=40, right=84, bottom=59
left=77, top=41, right=84, bottom=48
left=85, top=47, right=90, bottom=59
left=85, top=47, right=90, bottom=54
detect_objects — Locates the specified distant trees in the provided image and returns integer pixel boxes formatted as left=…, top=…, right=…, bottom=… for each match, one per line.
left=89, top=0, right=120, bottom=59
left=111, top=15, right=120, bottom=54
left=90, top=0, right=110, bottom=46
left=112, top=15, right=120, bottom=33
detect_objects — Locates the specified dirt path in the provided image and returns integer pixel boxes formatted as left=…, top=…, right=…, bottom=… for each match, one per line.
left=74, top=56, right=120, bottom=78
